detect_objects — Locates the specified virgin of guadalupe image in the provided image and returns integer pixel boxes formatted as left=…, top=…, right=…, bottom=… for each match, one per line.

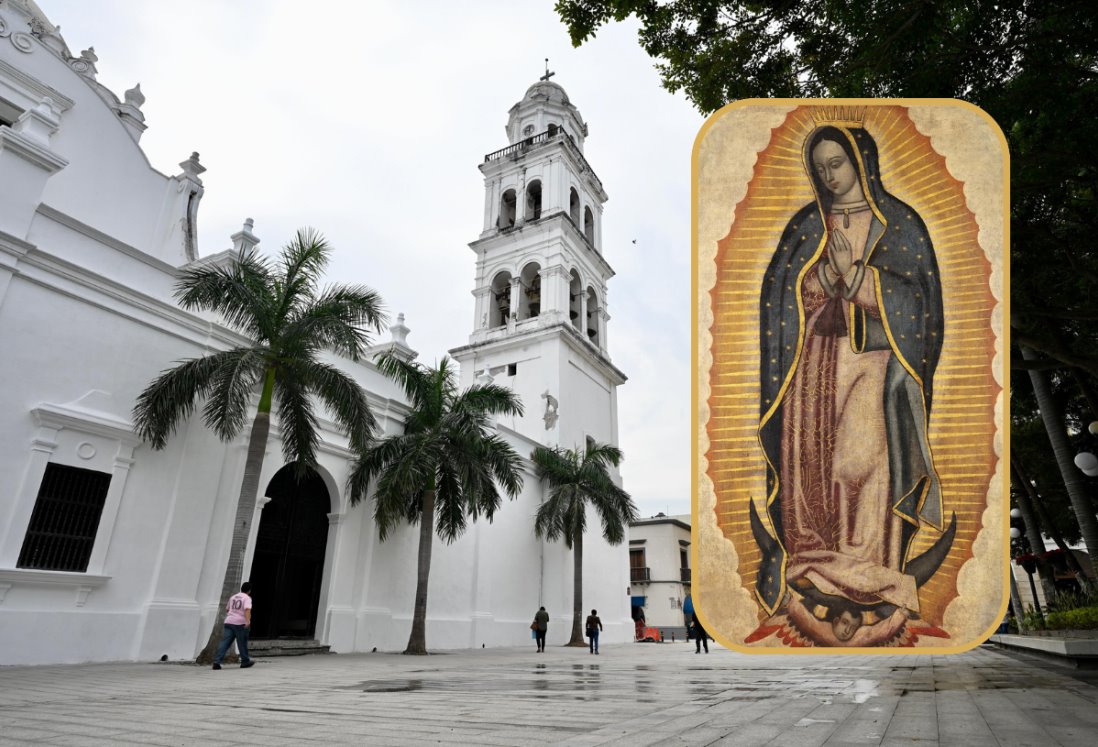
left=749, top=114, right=959, bottom=647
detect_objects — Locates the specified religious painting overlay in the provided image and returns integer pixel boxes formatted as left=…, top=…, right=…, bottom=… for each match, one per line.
left=695, top=101, right=1007, bottom=651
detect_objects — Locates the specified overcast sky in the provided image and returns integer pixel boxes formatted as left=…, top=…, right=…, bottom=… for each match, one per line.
left=43, top=0, right=702, bottom=519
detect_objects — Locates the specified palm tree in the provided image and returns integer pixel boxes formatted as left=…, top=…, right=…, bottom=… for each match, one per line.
left=532, top=441, right=638, bottom=646
left=1020, top=343, right=1098, bottom=569
left=133, top=228, right=385, bottom=663
left=348, top=355, right=524, bottom=655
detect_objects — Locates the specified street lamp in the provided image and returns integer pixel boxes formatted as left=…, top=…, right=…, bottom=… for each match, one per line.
left=1009, top=507, right=1044, bottom=625
left=1073, top=451, right=1098, bottom=477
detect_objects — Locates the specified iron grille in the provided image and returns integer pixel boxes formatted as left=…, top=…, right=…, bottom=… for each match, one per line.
left=18, top=464, right=111, bottom=572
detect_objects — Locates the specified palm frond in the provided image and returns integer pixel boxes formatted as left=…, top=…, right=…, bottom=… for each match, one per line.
left=274, top=369, right=320, bottom=475
left=374, top=353, right=438, bottom=412
left=174, top=250, right=275, bottom=339
left=530, top=440, right=634, bottom=546
left=200, top=349, right=267, bottom=441
left=133, top=353, right=245, bottom=449
left=359, top=357, right=525, bottom=547
left=435, top=465, right=467, bottom=543
left=453, top=382, right=524, bottom=418
left=282, top=285, right=388, bottom=360
left=300, top=360, right=377, bottom=451
left=275, top=228, right=331, bottom=322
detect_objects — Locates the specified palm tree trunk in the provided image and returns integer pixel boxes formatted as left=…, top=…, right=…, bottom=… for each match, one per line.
left=1022, top=344, right=1098, bottom=570
left=405, top=489, right=436, bottom=655
left=568, top=530, right=585, bottom=646
left=196, top=409, right=271, bottom=664
left=1009, top=565, right=1026, bottom=633
left=1009, top=455, right=1056, bottom=599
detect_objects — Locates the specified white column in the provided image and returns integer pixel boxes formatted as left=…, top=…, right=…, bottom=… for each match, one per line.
left=509, top=277, right=521, bottom=324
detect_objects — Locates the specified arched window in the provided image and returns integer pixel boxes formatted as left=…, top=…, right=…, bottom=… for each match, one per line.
left=584, top=206, right=595, bottom=246
left=585, top=287, right=599, bottom=345
left=569, top=188, right=581, bottom=225
left=519, top=263, right=542, bottom=321
left=525, top=180, right=542, bottom=222
left=499, top=189, right=517, bottom=230
left=569, top=270, right=582, bottom=332
left=490, top=272, right=512, bottom=327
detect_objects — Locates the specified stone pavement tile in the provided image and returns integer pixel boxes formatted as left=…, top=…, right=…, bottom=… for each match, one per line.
left=755, top=696, right=822, bottom=725
left=935, top=690, right=997, bottom=744
left=1044, top=724, right=1098, bottom=746
left=823, top=695, right=899, bottom=745
left=881, top=691, right=938, bottom=743
left=0, top=727, right=66, bottom=743
left=709, top=722, right=785, bottom=746
left=970, top=690, right=1053, bottom=746
left=763, top=702, right=856, bottom=747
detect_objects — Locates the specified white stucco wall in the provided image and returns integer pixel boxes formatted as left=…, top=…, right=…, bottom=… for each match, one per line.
left=0, top=2, right=631, bottom=665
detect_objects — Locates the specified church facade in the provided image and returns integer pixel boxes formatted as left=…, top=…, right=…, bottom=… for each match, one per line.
left=0, top=0, right=629, bottom=665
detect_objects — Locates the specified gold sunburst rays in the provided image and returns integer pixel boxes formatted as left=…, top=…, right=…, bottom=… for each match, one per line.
left=704, top=104, right=999, bottom=641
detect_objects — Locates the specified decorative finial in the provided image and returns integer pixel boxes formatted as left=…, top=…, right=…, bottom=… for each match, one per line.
left=390, top=312, right=410, bottom=346
left=231, top=218, right=259, bottom=254
left=540, top=58, right=555, bottom=82
left=124, top=83, right=145, bottom=109
left=179, top=152, right=206, bottom=179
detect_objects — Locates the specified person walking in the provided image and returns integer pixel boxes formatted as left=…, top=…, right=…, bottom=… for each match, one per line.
left=692, top=611, right=709, bottom=654
left=586, top=609, right=603, bottom=655
left=533, top=606, right=549, bottom=652
left=213, top=582, right=254, bottom=670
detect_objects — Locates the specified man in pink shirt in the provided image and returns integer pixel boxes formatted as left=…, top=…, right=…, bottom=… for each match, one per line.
left=212, top=582, right=254, bottom=670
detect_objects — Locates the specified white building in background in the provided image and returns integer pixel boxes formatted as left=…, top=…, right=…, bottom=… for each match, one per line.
left=628, top=513, right=691, bottom=638
left=0, top=0, right=629, bottom=665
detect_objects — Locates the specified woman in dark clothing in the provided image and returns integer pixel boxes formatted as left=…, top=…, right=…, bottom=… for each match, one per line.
left=692, top=612, right=709, bottom=654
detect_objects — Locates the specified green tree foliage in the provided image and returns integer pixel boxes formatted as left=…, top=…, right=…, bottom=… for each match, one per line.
left=532, top=441, right=638, bottom=645
left=133, top=228, right=385, bottom=662
left=348, top=355, right=525, bottom=654
left=558, top=0, right=1098, bottom=555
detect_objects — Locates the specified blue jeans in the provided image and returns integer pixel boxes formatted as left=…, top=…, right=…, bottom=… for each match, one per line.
left=588, top=629, right=600, bottom=653
left=214, top=624, right=251, bottom=665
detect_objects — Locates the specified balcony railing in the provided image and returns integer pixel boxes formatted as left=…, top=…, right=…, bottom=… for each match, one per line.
left=483, top=128, right=604, bottom=193
left=630, top=566, right=650, bottom=583
left=484, top=129, right=558, bottom=163
left=681, top=567, right=691, bottom=584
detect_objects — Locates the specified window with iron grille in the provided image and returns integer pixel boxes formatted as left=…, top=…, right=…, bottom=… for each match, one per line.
left=17, top=464, right=111, bottom=572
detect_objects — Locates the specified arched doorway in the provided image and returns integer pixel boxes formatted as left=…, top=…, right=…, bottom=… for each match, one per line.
left=249, top=465, right=330, bottom=639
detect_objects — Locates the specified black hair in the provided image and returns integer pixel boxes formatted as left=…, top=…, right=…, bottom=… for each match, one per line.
left=807, top=126, right=861, bottom=210
left=241, top=582, right=252, bottom=593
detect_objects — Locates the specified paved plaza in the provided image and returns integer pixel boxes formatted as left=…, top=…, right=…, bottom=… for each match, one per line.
left=1, top=642, right=1096, bottom=746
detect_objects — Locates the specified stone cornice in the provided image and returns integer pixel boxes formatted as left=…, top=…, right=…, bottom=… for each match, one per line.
left=36, top=203, right=178, bottom=275
left=0, top=58, right=74, bottom=111
left=32, top=399, right=140, bottom=445
left=449, top=321, right=626, bottom=385
left=468, top=212, right=615, bottom=280
left=0, top=125, right=67, bottom=172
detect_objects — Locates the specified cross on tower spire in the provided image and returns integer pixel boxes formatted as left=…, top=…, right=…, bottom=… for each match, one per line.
left=540, top=58, right=555, bottom=81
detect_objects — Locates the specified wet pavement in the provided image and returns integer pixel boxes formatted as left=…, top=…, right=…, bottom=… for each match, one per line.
left=1, top=642, right=1096, bottom=745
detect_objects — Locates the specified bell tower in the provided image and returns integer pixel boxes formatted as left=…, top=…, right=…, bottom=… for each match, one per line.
left=450, top=78, right=625, bottom=450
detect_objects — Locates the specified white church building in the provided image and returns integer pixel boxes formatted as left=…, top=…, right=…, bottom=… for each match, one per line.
left=0, top=0, right=630, bottom=665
